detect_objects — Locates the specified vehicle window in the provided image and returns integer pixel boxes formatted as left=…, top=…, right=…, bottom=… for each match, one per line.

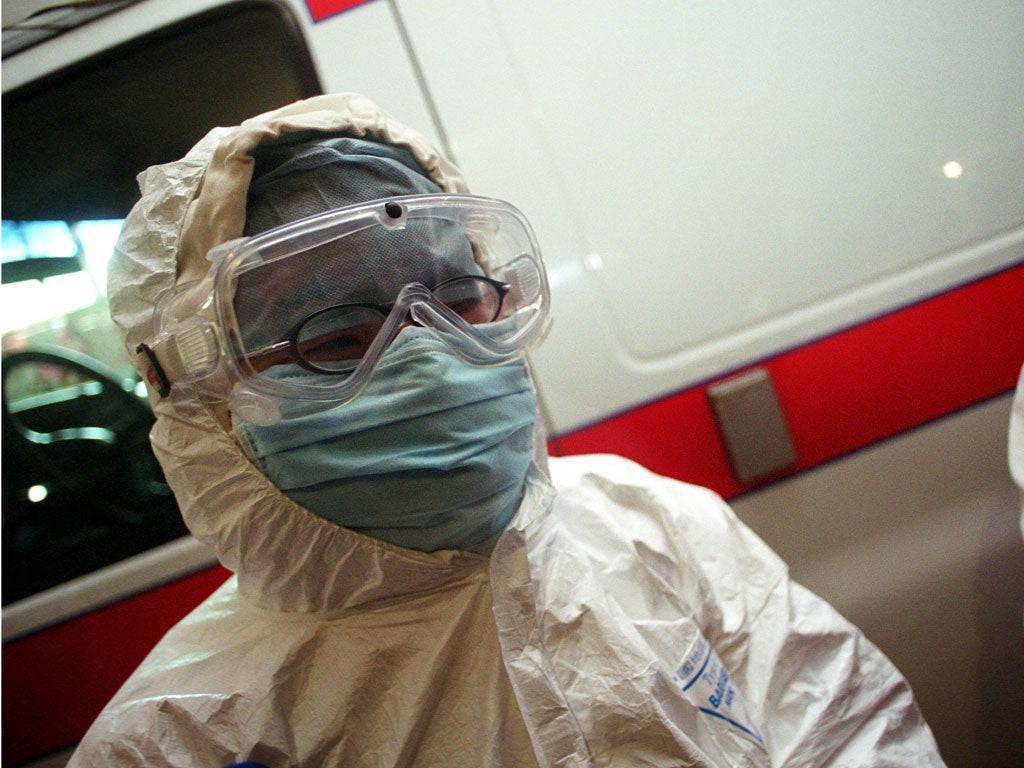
left=1, top=1, right=321, bottom=605
left=2, top=220, right=130, bottom=378
left=1, top=218, right=187, bottom=605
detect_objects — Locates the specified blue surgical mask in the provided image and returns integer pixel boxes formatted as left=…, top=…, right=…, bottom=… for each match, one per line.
left=235, top=328, right=538, bottom=553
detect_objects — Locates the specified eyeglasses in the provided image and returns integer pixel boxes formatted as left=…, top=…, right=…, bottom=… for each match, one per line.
left=245, top=275, right=511, bottom=374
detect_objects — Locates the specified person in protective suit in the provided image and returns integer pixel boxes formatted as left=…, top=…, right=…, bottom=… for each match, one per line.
left=69, top=93, right=946, bottom=768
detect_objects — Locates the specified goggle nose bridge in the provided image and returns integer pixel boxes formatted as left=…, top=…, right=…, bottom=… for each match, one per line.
left=387, top=281, right=457, bottom=325
left=395, top=282, right=481, bottom=335
left=356, top=282, right=477, bottom=359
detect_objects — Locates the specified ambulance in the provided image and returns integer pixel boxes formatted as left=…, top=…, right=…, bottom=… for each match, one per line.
left=3, top=1, right=1022, bottom=765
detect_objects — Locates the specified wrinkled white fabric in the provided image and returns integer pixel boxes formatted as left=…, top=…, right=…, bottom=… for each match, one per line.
left=70, top=93, right=944, bottom=767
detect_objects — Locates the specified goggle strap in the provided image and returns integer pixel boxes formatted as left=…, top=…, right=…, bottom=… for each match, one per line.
left=135, top=342, right=171, bottom=398
left=497, top=255, right=541, bottom=309
left=137, top=320, right=220, bottom=397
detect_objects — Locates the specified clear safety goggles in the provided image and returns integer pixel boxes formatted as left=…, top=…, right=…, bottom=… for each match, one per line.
left=139, top=195, right=550, bottom=418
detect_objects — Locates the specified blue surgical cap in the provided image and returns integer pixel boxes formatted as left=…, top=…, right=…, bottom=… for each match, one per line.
left=244, top=135, right=444, bottom=235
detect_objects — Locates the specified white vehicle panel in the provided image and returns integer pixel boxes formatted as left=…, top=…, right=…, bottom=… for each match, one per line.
left=398, top=0, right=1024, bottom=432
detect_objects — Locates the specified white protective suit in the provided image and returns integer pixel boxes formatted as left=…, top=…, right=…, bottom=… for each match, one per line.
left=70, top=94, right=945, bottom=768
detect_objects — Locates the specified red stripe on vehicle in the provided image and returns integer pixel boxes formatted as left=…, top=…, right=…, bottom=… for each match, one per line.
left=2, top=566, right=231, bottom=766
left=305, top=0, right=376, bottom=22
left=550, top=264, right=1024, bottom=499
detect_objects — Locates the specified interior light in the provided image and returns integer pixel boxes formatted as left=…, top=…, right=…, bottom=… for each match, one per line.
left=943, top=161, right=964, bottom=180
left=27, top=484, right=49, bottom=502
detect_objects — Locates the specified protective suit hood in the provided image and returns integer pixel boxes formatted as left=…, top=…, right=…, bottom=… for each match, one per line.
left=109, top=94, right=508, bottom=612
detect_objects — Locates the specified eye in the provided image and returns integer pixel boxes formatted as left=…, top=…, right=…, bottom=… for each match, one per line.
left=445, top=296, right=493, bottom=322
left=433, top=277, right=504, bottom=323
left=297, top=329, right=371, bottom=362
left=294, top=305, right=387, bottom=372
